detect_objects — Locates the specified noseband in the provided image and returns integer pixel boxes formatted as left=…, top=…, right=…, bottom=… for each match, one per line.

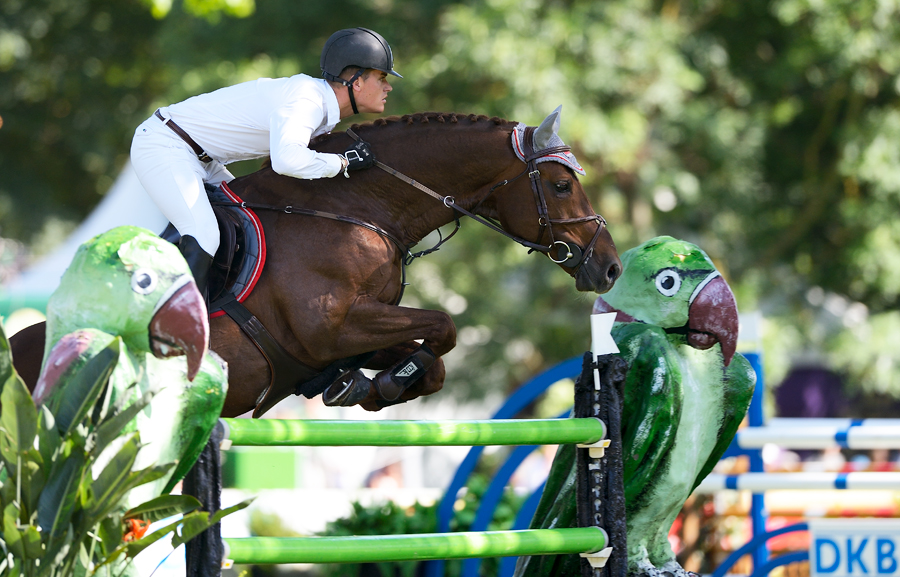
left=347, top=127, right=607, bottom=274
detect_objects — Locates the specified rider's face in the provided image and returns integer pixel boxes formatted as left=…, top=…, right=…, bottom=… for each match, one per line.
left=354, top=70, right=392, bottom=114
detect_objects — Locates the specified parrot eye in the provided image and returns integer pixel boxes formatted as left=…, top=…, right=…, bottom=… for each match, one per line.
left=655, top=269, right=682, bottom=297
left=131, top=268, right=158, bottom=295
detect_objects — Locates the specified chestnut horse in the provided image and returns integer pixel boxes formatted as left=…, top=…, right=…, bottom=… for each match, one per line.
left=12, top=109, right=621, bottom=418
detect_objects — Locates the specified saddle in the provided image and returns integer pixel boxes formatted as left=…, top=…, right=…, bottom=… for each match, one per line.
left=159, top=184, right=262, bottom=311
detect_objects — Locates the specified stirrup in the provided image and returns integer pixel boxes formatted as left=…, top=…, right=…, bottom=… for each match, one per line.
left=322, top=369, right=373, bottom=407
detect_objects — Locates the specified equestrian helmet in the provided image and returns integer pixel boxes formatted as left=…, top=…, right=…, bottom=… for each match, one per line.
left=320, top=28, right=402, bottom=81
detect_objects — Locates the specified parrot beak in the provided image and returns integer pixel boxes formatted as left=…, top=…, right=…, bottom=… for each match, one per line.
left=687, top=273, right=738, bottom=366
left=149, top=276, right=208, bottom=380
left=592, top=296, right=637, bottom=323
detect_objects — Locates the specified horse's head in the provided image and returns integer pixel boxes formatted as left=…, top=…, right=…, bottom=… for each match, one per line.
left=478, top=107, right=621, bottom=294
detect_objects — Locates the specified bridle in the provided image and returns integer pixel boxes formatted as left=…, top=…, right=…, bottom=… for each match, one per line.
left=347, top=126, right=607, bottom=273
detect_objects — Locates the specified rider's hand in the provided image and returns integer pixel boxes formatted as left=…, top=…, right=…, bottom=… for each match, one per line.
left=343, top=140, right=375, bottom=171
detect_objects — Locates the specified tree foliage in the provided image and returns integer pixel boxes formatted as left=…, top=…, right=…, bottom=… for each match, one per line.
left=3, top=0, right=900, bottom=403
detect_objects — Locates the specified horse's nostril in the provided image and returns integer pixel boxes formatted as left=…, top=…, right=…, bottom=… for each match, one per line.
left=608, top=263, right=621, bottom=282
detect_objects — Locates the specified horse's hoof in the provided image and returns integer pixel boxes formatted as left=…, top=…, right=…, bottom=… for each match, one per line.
left=323, top=370, right=373, bottom=406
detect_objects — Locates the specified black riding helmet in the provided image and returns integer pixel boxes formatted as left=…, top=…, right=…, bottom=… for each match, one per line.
left=321, top=28, right=402, bottom=114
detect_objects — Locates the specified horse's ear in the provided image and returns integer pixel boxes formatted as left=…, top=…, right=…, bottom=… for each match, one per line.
left=533, top=105, right=563, bottom=150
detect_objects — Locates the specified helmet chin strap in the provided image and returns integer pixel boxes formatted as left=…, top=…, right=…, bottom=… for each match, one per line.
left=338, top=69, right=365, bottom=115
left=347, top=86, right=359, bottom=115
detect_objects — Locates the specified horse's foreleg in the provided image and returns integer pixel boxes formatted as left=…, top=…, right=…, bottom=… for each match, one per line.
left=315, top=300, right=456, bottom=360
left=315, top=302, right=457, bottom=410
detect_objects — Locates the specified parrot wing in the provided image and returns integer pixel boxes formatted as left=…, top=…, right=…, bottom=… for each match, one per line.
left=690, top=352, right=757, bottom=492
left=159, top=352, right=228, bottom=494
left=615, top=323, right=683, bottom=509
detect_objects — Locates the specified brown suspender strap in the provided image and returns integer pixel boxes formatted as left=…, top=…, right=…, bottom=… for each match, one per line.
left=154, top=109, right=214, bottom=163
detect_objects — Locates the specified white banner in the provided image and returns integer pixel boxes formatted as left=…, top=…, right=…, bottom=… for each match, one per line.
left=810, top=519, right=900, bottom=576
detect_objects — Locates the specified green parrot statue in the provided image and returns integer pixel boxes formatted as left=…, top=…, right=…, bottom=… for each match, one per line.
left=516, top=236, right=756, bottom=577
left=32, top=225, right=228, bottom=507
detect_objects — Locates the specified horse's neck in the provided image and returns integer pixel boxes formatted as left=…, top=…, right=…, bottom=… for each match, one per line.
left=364, top=124, right=514, bottom=243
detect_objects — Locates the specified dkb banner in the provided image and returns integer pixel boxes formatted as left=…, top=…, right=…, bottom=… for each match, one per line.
left=811, top=519, right=900, bottom=576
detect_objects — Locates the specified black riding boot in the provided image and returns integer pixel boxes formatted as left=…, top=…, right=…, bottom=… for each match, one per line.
left=179, top=235, right=214, bottom=301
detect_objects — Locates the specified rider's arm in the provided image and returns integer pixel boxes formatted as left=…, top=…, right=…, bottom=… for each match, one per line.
left=269, top=97, right=344, bottom=179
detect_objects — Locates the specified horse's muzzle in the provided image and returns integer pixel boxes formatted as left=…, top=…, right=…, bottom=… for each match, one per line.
left=575, top=253, right=622, bottom=294
left=149, top=279, right=209, bottom=380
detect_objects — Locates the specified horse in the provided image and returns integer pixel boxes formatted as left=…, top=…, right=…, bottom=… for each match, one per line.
left=11, top=108, right=621, bottom=418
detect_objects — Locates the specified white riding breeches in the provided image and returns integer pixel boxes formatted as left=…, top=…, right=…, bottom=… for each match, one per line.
left=131, top=116, right=234, bottom=256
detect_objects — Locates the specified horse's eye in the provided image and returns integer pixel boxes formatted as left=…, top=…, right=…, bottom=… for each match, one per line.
left=655, top=269, right=682, bottom=297
left=131, top=268, right=158, bottom=295
left=555, top=180, right=571, bottom=193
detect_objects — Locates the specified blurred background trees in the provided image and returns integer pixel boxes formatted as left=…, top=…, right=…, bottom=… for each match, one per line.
left=2, top=0, right=900, bottom=410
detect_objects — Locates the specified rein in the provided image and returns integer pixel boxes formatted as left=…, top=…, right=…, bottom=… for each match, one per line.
left=346, top=127, right=607, bottom=272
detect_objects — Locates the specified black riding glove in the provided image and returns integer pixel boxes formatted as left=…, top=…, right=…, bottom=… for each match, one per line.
left=343, top=140, right=376, bottom=172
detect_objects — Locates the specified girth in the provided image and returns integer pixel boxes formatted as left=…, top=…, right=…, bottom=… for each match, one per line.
left=211, top=294, right=374, bottom=418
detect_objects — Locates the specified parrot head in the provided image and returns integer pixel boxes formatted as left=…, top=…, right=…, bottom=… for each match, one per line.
left=45, top=226, right=208, bottom=380
left=593, top=236, right=739, bottom=365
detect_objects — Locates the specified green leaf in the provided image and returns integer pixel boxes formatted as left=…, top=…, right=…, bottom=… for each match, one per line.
left=53, top=338, right=119, bottom=436
left=87, top=433, right=138, bottom=519
left=124, top=495, right=201, bottom=523
left=89, top=391, right=153, bottom=461
left=4, top=502, right=24, bottom=558
left=120, top=463, right=172, bottom=493
left=0, top=477, right=14, bottom=511
left=0, top=373, right=38, bottom=456
left=97, top=515, right=123, bottom=559
left=0, top=321, right=18, bottom=389
left=0, top=433, right=16, bottom=473
left=37, top=448, right=85, bottom=539
left=169, top=498, right=253, bottom=549
left=75, top=541, right=90, bottom=577
left=43, top=524, right=74, bottom=574
left=95, top=515, right=183, bottom=570
left=209, top=497, right=254, bottom=525
left=169, top=511, right=211, bottom=549
left=37, top=406, right=60, bottom=468
left=22, top=524, right=42, bottom=558
left=7, top=557, right=21, bottom=577
left=19, top=454, right=45, bottom=516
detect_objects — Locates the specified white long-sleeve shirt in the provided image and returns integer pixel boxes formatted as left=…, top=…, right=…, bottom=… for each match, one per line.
left=159, top=73, right=343, bottom=179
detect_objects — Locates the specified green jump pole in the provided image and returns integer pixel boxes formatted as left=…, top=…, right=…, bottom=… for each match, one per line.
left=220, top=418, right=605, bottom=447
left=223, top=527, right=607, bottom=565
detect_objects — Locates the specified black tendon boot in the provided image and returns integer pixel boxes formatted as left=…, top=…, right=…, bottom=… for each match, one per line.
left=179, top=235, right=214, bottom=301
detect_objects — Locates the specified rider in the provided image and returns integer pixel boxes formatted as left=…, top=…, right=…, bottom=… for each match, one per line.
left=130, top=27, right=400, bottom=297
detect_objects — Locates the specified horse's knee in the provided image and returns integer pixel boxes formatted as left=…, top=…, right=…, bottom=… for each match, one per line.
left=428, top=313, right=457, bottom=355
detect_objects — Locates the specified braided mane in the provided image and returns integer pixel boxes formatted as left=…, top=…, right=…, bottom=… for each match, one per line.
left=354, top=112, right=511, bottom=129
left=311, top=112, right=514, bottom=147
